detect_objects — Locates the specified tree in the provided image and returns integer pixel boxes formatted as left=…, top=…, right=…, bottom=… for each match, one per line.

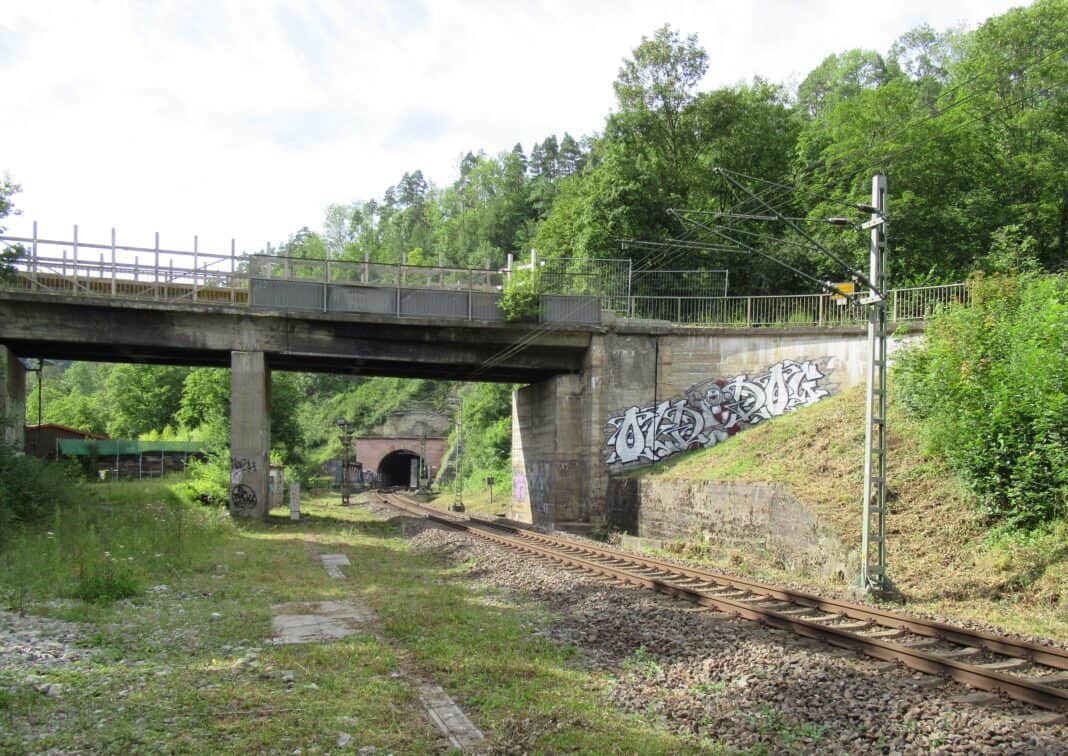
left=950, top=0, right=1068, bottom=266
left=1, top=175, right=23, bottom=281
left=104, top=364, right=188, bottom=438
left=177, top=368, right=230, bottom=432
left=612, top=24, right=708, bottom=173
left=323, top=204, right=356, bottom=258
left=794, top=1, right=1068, bottom=284
left=796, top=49, right=894, bottom=118
left=559, top=132, right=583, bottom=176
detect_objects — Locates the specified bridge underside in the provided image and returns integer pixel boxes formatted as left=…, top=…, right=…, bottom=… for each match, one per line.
left=0, top=293, right=592, bottom=382
left=0, top=291, right=594, bottom=519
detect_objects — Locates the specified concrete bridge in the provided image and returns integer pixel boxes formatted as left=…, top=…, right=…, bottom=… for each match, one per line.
left=0, top=285, right=883, bottom=524
left=0, top=236, right=958, bottom=523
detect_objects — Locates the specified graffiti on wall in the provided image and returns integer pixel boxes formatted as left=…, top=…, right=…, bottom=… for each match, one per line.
left=230, top=456, right=259, bottom=514
left=512, top=471, right=528, bottom=504
left=529, top=462, right=553, bottom=523
left=604, top=359, right=831, bottom=467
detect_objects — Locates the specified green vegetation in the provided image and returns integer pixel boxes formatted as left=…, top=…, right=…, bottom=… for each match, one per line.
left=0, top=482, right=716, bottom=752
left=896, top=270, right=1068, bottom=528
left=0, top=175, right=22, bottom=281
left=0, top=434, right=78, bottom=533
left=498, top=267, right=543, bottom=322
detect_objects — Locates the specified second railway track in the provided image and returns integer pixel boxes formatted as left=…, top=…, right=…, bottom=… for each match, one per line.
left=375, top=491, right=1068, bottom=713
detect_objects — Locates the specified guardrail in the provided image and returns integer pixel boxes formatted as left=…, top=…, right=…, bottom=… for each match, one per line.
left=628, top=283, right=969, bottom=327
left=1, top=227, right=970, bottom=328
left=246, top=254, right=507, bottom=292
left=0, top=228, right=604, bottom=324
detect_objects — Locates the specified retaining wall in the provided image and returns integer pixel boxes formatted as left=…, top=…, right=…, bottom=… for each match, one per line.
left=605, top=477, right=856, bottom=582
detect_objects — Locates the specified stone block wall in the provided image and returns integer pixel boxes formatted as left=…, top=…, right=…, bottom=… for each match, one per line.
left=606, top=477, right=856, bottom=581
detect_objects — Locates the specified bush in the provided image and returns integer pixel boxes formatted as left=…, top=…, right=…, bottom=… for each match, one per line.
left=172, top=452, right=229, bottom=506
left=498, top=268, right=542, bottom=322
left=896, top=271, right=1068, bottom=528
left=0, top=440, right=79, bottom=533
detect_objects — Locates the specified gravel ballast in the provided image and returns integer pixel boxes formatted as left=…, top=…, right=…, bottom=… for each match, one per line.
left=384, top=506, right=1068, bottom=754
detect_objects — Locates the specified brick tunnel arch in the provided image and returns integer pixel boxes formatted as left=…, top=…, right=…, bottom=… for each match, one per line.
left=377, top=448, right=422, bottom=488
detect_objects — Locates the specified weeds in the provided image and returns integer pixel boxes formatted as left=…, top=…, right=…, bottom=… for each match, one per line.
left=748, top=704, right=826, bottom=752
left=623, top=645, right=662, bottom=676
left=0, top=480, right=231, bottom=605
left=72, top=554, right=141, bottom=604
left=689, top=680, right=726, bottom=696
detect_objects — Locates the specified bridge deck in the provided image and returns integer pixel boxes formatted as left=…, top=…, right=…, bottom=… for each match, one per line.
left=0, top=290, right=594, bottom=382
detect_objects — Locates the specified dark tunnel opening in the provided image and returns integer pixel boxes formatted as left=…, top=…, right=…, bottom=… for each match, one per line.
left=377, top=449, right=422, bottom=488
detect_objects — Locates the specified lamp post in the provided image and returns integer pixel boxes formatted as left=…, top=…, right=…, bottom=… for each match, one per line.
left=336, top=418, right=355, bottom=505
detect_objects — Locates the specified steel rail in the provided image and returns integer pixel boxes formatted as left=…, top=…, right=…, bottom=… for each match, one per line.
left=470, top=517, right=1068, bottom=670
left=376, top=493, right=1068, bottom=711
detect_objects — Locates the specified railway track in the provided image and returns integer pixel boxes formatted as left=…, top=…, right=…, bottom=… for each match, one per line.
left=375, top=491, right=1068, bottom=712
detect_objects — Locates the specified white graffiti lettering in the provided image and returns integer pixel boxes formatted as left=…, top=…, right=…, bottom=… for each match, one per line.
left=604, top=360, right=830, bottom=466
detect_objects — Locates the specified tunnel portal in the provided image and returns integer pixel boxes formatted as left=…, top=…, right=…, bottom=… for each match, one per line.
left=377, top=449, right=422, bottom=488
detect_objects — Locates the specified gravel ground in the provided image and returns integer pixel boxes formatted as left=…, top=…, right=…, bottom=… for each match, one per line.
left=0, top=607, right=93, bottom=698
left=497, top=514, right=1068, bottom=653
left=379, top=505, right=1068, bottom=755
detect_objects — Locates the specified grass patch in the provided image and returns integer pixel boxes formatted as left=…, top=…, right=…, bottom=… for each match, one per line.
left=1, top=479, right=231, bottom=610
left=420, top=484, right=510, bottom=518
left=71, top=564, right=141, bottom=604
left=0, top=483, right=719, bottom=752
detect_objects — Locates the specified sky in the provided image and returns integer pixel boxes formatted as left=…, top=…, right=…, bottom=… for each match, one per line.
left=1, top=0, right=1028, bottom=257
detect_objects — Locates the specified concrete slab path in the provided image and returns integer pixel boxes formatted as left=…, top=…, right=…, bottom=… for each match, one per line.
left=266, top=548, right=485, bottom=749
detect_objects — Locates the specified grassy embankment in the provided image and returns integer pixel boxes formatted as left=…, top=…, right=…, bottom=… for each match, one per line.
left=0, top=479, right=715, bottom=753
left=628, top=383, right=1068, bottom=641
left=418, top=484, right=510, bottom=518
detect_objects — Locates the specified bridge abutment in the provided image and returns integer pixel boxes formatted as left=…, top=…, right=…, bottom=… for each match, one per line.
left=511, top=333, right=656, bottom=527
left=511, top=327, right=894, bottom=527
left=0, top=346, right=26, bottom=450
left=230, top=350, right=271, bottom=519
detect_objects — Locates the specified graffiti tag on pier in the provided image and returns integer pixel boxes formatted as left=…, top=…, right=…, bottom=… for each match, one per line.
left=604, top=359, right=831, bottom=467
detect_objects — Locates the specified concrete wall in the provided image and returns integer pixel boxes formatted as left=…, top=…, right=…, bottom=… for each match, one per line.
left=511, top=375, right=586, bottom=527
left=605, top=477, right=856, bottom=582
left=511, top=333, right=656, bottom=526
left=0, top=346, right=26, bottom=450
left=655, top=329, right=870, bottom=396
left=511, top=326, right=915, bottom=526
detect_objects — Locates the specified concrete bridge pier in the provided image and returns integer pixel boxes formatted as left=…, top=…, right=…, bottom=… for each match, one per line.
left=230, top=350, right=271, bottom=519
left=511, top=333, right=656, bottom=528
left=1, top=346, right=26, bottom=450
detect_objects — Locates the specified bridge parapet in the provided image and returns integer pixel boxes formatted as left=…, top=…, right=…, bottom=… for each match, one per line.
left=2, top=226, right=967, bottom=328
left=0, top=227, right=605, bottom=325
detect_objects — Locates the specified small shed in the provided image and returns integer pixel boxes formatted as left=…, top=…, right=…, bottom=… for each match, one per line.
left=24, top=423, right=108, bottom=459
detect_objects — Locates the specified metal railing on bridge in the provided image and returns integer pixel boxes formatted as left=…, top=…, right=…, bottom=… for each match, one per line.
left=627, top=283, right=969, bottom=327
left=0, top=225, right=970, bottom=328
left=0, top=225, right=604, bottom=324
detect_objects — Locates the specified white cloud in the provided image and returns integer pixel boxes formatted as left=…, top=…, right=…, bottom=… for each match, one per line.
left=0, top=0, right=1025, bottom=254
